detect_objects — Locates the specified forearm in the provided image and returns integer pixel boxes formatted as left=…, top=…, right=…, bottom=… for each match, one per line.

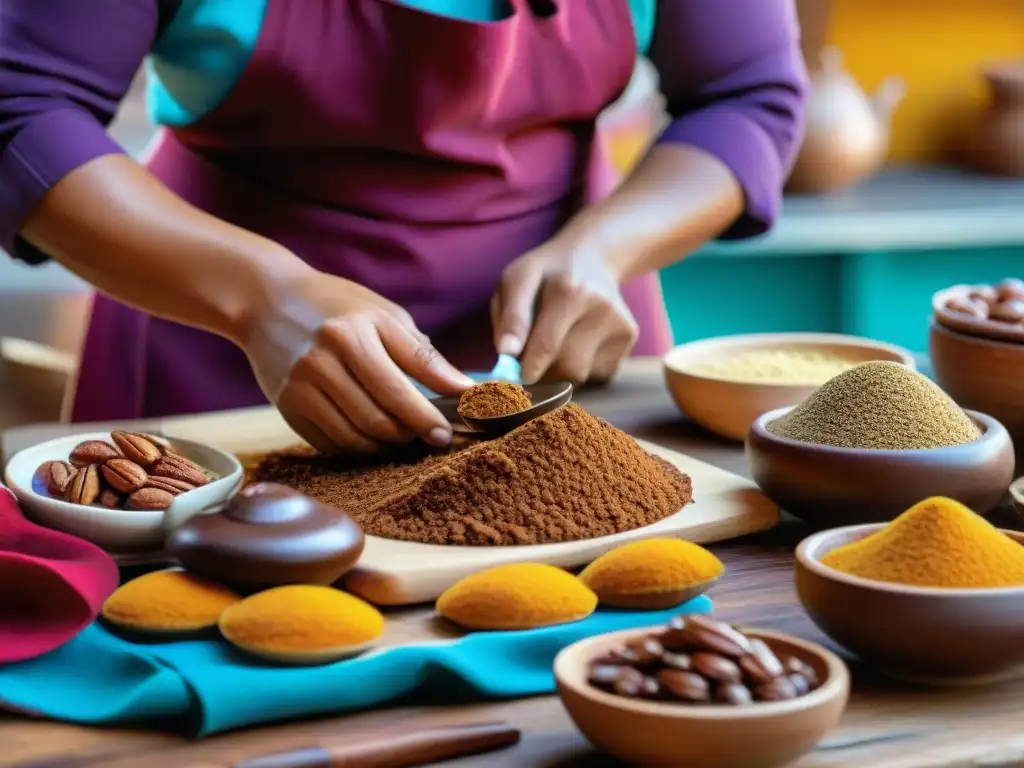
left=21, top=155, right=312, bottom=345
left=551, top=143, right=744, bottom=283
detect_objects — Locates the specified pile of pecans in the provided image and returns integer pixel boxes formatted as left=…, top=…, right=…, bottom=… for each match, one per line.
left=34, top=432, right=210, bottom=512
left=946, top=278, right=1024, bottom=325
left=587, top=614, right=820, bottom=706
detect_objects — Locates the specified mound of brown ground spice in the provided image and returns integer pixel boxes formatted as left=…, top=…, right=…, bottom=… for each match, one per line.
left=253, top=404, right=692, bottom=546
left=457, top=381, right=532, bottom=419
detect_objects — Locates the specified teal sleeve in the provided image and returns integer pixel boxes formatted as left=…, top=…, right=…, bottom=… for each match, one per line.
left=147, top=0, right=269, bottom=127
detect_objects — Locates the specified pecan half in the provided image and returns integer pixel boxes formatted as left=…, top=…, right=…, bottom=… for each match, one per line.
left=110, top=432, right=163, bottom=468
left=101, top=458, right=147, bottom=494
left=98, top=489, right=125, bottom=509
left=144, top=476, right=196, bottom=496
left=150, top=453, right=208, bottom=487
left=126, top=487, right=174, bottom=511
left=69, top=440, right=118, bottom=467
left=35, top=460, right=77, bottom=497
left=65, top=464, right=101, bottom=506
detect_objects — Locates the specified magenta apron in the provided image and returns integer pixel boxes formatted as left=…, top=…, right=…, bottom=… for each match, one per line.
left=70, top=0, right=674, bottom=422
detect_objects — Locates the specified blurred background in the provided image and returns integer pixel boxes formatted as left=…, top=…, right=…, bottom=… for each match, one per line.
left=1, top=0, right=1023, bottom=426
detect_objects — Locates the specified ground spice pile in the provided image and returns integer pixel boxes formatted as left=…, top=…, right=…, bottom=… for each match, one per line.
left=457, top=381, right=532, bottom=419
left=253, top=404, right=692, bottom=546
left=767, top=361, right=982, bottom=450
left=821, top=496, right=1024, bottom=588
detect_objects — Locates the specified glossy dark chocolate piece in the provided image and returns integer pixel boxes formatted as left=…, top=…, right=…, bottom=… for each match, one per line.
left=166, top=482, right=365, bottom=587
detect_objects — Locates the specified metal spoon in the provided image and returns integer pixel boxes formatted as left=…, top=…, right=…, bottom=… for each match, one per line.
left=433, top=380, right=573, bottom=437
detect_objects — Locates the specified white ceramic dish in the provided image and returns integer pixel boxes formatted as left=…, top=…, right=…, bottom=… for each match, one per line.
left=4, top=432, right=244, bottom=552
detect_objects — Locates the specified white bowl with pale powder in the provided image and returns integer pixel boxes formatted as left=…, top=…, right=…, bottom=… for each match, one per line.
left=663, top=333, right=916, bottom=442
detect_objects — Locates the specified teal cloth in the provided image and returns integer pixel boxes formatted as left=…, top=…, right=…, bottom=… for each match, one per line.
left=0, top=596, right=711, bottom=736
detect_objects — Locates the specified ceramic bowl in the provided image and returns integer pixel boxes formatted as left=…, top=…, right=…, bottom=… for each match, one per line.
left=555, top=626, right=849, bottom=768
left=797, top=525, right=1024, bottom=684
left=746, top=407, right=1014, bottom=526
left=1009, top=476, right=1024, bottom=522
left=930, top=322, right=1024, bottom=441
left=931, top=284, right=1024, bottom=344
left=663, top=333, right=916, bottom=442
left=4, top=433, right=244, bottom=552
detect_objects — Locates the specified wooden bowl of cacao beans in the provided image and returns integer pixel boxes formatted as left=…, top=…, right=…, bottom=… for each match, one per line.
left=3, top=431, right=243, bottom=552
left=555, top=617, right=849, bottom=768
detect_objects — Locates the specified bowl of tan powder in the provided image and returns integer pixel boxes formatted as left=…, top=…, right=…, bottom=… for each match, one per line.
left=663, top=333, right=916, bottom=442
left=746, top=361, right=1014, bottom=527
left=796, top=497, right=1024, bottom=684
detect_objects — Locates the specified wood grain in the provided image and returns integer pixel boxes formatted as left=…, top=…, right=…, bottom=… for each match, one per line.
left=4, top=358, right=1024, bottom=767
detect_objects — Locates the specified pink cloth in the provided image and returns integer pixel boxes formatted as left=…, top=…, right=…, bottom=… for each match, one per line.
left=70, top=0, right=672, bottom=422
left=0, top=487, right=119, bottom=663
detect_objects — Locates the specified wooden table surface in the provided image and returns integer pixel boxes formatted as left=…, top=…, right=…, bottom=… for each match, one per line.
left=3, top=358, right=1024, bottom=768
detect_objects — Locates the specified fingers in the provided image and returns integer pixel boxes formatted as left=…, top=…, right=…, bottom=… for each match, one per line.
left=324, top=318, right=456, bottom=447
left=549, top=311, right=608, bottom=385
left=519, top=278, right=586, bottom=384
left=278, top=381, right=379, bottom=454
left=293, top=347, right=413, bottom=444
left=493, top=261, right=544, bottom=357
left=378, top=316, right=474, bottom=396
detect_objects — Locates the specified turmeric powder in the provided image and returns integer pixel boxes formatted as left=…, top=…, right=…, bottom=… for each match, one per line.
left=821, top=497, right=1024, bottom=588
left=437, top=563, right=597, bottom=630
left=102, top=569, right=240, bottom=633
left=219, top=585, right=384, bottom=656
left=580, top=539, right=724, bottom=608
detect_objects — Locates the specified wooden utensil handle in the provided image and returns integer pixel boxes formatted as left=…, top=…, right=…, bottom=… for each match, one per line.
left=234, top=721, right=520, bottom=768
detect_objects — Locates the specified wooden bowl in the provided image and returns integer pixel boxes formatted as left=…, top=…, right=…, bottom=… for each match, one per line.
left=555, top=626, right=849, bottom=768
left=930, top=322, right=1024, bottom=440
left=932, top=284, right=1024, bottom=344
left=797, top=525, right=1024, bottom=684
left=663, top=333, right=915, bottom=442
left=746, top=407, right=1014, bottom=526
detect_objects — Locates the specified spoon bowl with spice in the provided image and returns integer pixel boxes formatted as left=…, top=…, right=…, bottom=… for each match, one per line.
left=432, top=380, right=573, bottom=436
left=663, top=333, right=916, bottom=442
left=555, top=617, right=849, bottom=768
left=745, top=361, right=1015, bottom=527
left=797, top=499, right=1024, bottom=685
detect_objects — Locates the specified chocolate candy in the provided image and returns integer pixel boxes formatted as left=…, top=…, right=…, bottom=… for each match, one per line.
left=586, top=614, right=821, bottom=708
left=166, top=482, right=365, bottom=588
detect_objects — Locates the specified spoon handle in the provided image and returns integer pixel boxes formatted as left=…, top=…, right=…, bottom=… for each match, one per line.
left=233, top=721, right=521, bottom=768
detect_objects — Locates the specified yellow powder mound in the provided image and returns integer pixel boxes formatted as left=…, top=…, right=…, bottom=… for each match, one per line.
left=437, top=563, right=597, bottom=630
left=102, top=569, right=240, bottom=633
left=580, top=539, right=723, bottom=607
left=821, top=497, right=1024, bottom=588
left=219, top=586, right=384, bottom=653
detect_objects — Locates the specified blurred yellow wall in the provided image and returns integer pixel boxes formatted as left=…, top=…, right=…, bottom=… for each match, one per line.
left=827, top=0, right=1024, bottom=163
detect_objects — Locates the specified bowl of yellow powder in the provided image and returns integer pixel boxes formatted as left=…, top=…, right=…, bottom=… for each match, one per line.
left=663, top=333, right=916, bottom=442
left=796, top=497, right=1024, bottom=685
left=746, top=361, right=1015, bottom=527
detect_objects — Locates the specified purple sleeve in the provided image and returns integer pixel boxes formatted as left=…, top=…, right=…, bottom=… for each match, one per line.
left=649, top=0, right=809, bottom=239
left=0, top=0, right=170, bottom=263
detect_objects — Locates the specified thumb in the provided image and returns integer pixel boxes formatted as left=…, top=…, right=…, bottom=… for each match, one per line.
left=493, top=263, right=543, bottom=357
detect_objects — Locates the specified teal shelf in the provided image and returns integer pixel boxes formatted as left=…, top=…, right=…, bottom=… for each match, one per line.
left=660, top=166, right=1024, bottom=353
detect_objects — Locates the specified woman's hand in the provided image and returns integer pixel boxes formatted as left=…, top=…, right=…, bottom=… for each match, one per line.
left=243, top=267, right=474, bottom=454
left=491, top=241, right=637, bottom=385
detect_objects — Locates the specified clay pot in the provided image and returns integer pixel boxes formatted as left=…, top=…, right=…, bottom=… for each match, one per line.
left=794, top=0, right=833, bottom=72
left=968, top=63, right=1024, bottom=177
left=166, top=482, right=365, bottom=588
left=786, top=47, right=906, bottom=195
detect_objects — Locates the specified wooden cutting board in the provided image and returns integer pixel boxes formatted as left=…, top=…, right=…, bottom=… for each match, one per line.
left=5, top=405, right=780, bottom=605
